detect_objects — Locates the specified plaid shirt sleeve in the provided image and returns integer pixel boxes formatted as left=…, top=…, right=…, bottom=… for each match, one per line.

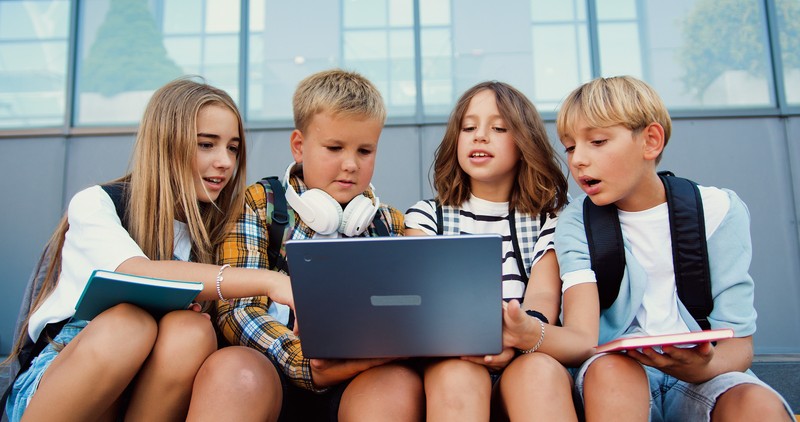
left=216, top=183, right=322, bottom=392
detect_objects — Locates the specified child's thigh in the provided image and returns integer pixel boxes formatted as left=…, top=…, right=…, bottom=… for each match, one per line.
left=660, top=371, right=794, bottom=420
left=574, top=352, right=647, bottom=400
left=7, top=321, right=88, bottom=421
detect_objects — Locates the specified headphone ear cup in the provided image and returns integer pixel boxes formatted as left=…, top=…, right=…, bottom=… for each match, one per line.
left=340, top=194, right=378, bottom=237
left=299, top=189, right=343, bottom=235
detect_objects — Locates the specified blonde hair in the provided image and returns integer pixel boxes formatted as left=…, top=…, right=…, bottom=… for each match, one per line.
left=292, top=68, right=386, bottom=132
left=7, top=77, right=246, bottom=362
left=434, top=81, right=568, bottom=215
left=556, top=75, right=672, bottom=163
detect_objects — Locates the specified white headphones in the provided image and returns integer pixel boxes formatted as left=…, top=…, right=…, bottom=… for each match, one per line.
left=283, top=163, right=380, bottom=236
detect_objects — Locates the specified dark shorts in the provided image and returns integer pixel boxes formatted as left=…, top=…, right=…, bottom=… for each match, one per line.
left=275, top=366, right=349, bottom=422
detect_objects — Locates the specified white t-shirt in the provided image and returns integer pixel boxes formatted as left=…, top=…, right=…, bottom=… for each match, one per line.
left=27, top=185, right=191, bottom=341
left=622, top=186, right=730, bottom=336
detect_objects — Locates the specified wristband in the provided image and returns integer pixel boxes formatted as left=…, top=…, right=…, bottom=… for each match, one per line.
left=525, top=309, right=549, bottom=324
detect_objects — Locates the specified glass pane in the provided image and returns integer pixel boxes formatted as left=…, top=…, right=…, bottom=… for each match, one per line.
left=531, top=0, right=583, bottom=22
left=344, top=0, right=386, bottom=27
left=76, top=0, right=241, bottom=126
left=0, top=0, right=69, bottom=129
left=595, top=0, right=774, bottom=109
left=420, top=0, right=450, bottom=25
left=776, top=0, right=800, bottom=105
left=596, top=0, right=637, bottom=20
left=532, top=25, right=591, bottom=111
left=247, top=0, right=415, bottom=122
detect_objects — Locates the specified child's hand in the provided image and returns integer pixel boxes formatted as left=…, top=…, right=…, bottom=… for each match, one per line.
left=501, top=299, right=538, bottom=349
left=187, top=302, right=211, bottom=320
left=626, top=342, right=715, bottom=383
left=309, top=357, right=395, bottom=388
left=460, top=347, right=516, bottom=371
left=267, top=272, right=295, bottom=310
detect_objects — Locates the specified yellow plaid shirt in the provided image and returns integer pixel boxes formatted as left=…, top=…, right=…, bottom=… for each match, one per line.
left=216, top=174, right=404, bottom=391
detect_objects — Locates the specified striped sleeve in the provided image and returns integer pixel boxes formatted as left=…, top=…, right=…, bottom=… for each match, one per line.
left=530, top=212, right=558, bottom=269
left=404, top=199, right=437, bottom=235
left=216, top=183, right=323, bottom=392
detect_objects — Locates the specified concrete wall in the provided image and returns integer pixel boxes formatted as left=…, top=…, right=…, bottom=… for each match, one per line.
left=1, top=116, right=798, bottom=354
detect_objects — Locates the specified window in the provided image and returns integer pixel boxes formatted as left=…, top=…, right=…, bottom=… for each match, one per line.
left=75, top=0, right=240, bottom=126
left=775, top=0, right=800, bottom=105
left=0, top=0, right=70, bottom=129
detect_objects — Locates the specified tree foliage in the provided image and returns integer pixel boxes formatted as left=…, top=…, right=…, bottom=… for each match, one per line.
left=679, top=0, right=799, bottom=97
left=81, top=0, right=183, bottom=97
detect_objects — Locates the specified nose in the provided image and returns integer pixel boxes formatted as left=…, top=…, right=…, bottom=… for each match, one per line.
left=570, top=144, right=588, bottom=168
left=474, top=126, right=488, bottom=143
left=214, top=148, right=234, bottom=169
left=341, top=153, right=357, bottom=172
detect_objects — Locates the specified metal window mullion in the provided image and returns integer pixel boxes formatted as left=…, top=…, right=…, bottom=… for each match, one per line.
left=413, top=0, right=423, bottom=123
left=65, top=0, right=80, bottom=131
left=764, top=0, right=787, bottom=113
left=239, top=0, right=249, bottom=121
left=586, top=0, right=601, bottom=78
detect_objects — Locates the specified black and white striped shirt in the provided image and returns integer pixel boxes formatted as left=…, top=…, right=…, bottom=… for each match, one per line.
left=405, top=195, right=557, bottom=301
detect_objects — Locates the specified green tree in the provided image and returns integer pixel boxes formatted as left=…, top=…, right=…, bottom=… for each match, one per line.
left=81, top=0, right=183, bottom=97
left=679, top=0, right=800, bottom=97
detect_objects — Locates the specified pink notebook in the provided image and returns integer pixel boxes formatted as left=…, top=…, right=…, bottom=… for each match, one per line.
left=596, top=328, right=735, bottom=353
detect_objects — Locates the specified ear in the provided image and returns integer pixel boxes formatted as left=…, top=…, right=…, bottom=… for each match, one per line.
left=641, top=123, right=665, bottom=161
left=290, top=129, right=304, bottom=163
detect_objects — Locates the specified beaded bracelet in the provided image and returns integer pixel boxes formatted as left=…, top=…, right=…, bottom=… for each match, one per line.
left=518, top=317, right=545, bottom=354
left=216, top=264, right=231, bottom=302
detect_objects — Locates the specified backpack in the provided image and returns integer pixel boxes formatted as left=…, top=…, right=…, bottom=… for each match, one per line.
left=1, top=183, right=128, bottom=418
left=583, top=171, right=713, bottom=330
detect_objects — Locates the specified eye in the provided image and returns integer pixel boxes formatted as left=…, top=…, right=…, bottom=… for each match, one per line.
left=326, top=146, right=342, bottom=152
left=564, top=145, right=575, bottom=154
left=493, top=126, right=507, bottom=133
left=227, top=144, right=240, bottom=155
left=198, top=141, right=214, bottom=150
left=358, top=148, right=374, bottom=155
left=461, top=126, right=476, bottom=132
left=591, top=139, right=607, bottom=146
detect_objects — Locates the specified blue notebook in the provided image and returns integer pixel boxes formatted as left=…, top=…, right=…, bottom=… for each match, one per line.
left=73, top=270, right=203, bottom=320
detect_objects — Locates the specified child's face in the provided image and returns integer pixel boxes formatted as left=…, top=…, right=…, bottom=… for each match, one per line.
left=456, top=89, right=520, bottom=201
left=290, top=111, right=382, bottom=205
left=560, top=117, right=661, bottom=211
left=193, top=104, right=240, bottom=203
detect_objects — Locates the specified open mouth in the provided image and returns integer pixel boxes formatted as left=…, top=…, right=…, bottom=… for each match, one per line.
left=470, top=152, right=492, bottom=158
left=586, top=179, right=600, bottom=186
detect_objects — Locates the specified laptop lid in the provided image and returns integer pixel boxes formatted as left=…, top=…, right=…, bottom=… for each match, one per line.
left=286, top=235, right=503, bottom=359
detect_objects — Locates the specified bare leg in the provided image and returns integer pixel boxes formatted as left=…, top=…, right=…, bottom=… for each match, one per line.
left=187, top=346, right=283, bottom=422
left=711, top=383, right=792, bottom=422
left=125, top=310, right=217, bottom=421
left=21, top=303, right=157, bottom=422
left=498, top=353, right=577, bottom=422
left=583, top=354, right=649, bottom=422
left=424, top=358, right=491, bottom=422
left=338, top=362, right=424, bottom=422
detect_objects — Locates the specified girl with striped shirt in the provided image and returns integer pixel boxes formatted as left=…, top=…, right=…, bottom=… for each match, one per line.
left=405, top=81, right=598, bottom=421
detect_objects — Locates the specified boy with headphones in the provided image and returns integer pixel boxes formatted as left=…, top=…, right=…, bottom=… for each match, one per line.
left=213, top=69, right=424, bottom=421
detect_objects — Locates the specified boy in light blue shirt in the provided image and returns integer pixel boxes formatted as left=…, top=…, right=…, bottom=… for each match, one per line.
left=554, top=76, right=793, bottom=421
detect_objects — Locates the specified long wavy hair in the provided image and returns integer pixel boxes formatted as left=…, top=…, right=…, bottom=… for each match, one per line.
left=7, top=77, right=247, bottom=361
left=433, top=81, right=568, bottom=215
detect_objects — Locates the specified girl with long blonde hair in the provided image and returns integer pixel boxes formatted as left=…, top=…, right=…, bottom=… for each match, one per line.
left=4, top=78, right=291, bottom=421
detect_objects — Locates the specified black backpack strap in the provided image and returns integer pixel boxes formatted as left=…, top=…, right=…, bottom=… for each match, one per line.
left=659, top=172, right=713, bottom=330
left=259, top=177, right=290, bottom=274
left=507, top=209, right=529, bottom=281
left=371, top=211, right=390, bottom=237
left=583, top=198, right=626, bottom=309
left=101, top=182, right=129, bottom=230
left=435, top=201, right=444, bottom=235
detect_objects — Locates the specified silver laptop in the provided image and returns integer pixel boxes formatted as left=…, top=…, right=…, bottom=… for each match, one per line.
left=285, top=235, right=503, bottom=359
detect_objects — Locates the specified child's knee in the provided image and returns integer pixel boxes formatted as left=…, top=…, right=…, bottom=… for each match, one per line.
left=504, top=352, right=567, bottom=385
left=93, top=303, right=158, bottom=347
left=713, top=384, right=791, bottom=421
left=157, top=310, right=217, bottom=353
left=585, top=353, right=643, bottom=381
left=197, top=346, right=280, bottom=394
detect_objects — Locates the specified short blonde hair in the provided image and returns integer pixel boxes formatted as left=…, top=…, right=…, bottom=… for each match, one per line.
left=293, top=69, right=386, bottom=132
left=557, top=76, right=672, bottom=163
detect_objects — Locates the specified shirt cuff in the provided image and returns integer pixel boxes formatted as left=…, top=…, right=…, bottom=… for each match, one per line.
left=562, top=269, right=597, bottom=293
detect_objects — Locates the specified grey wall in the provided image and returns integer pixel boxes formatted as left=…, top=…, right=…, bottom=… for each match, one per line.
left=1, top=116, right=798, bottom=354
